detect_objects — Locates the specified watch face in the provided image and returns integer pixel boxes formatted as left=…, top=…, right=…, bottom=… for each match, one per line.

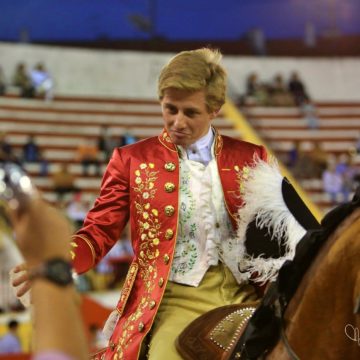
left=46, top=259, right=73, bottom=286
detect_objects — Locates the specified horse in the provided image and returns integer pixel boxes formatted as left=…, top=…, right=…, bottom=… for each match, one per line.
left=177, top=188, right=360, bottom=360
left=265, top=205, right=360, bottom=359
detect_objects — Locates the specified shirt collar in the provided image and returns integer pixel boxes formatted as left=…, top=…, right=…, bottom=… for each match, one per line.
left=188, top=126, right=214, bottom=152
left=178, top=127, right=214, bottom=163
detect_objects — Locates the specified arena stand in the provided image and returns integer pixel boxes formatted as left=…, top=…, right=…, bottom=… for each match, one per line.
left=1, top=43, right=360, bottom=355
left=1, top=93, right=359, bottom=214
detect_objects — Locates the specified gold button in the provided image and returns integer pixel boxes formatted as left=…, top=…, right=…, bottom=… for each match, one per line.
left=138, top=322, right=145, bottom=332
left=149, top=300, right=156, bottom=310
left=164, top=254, right=170, bottom=265
left=158, top=277, right=164, bottom=287
left=215, top=222, right=220, bottom=228
left=164, top=205, right=175, bottom=216
left=165, top=229, right=174, bottom=240
left=109, top=341, right=115, bottom=351
left=164, top=162, right=176, bottom=172
left=164, top=182, right=176, bottom=193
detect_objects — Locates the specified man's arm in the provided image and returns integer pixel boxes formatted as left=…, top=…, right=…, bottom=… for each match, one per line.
left=11, top=200, right=88, bottom=360
left=72, top=148, right=131, bottom=273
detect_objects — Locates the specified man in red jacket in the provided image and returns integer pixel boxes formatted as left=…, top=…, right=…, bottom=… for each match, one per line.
left=14, top=48, right=316, bottom=360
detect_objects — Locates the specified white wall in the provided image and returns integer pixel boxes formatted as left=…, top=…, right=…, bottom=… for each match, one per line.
left=1, top=42, right=360, bottom=101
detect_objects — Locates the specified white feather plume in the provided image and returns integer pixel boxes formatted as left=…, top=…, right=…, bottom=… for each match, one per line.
left=236, top=158, right=306, bottom=284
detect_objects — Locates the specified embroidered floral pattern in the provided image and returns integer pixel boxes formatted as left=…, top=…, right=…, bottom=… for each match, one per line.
left=235, top=165, right=250, bottom=195
left=171, top=166, right=198, bottom=276
left=115, top=162, right=161, bottom=358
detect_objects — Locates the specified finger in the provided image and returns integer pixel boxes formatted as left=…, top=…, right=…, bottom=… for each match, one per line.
left=12, top=263, right=27, bottom=274
left=16, top=282, right=32, bottom=298
left=11, top=272, right=29, bottom=287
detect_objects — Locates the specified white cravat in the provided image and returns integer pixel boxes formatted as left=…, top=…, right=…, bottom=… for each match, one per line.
left=181, top=127, right=214, bottom=165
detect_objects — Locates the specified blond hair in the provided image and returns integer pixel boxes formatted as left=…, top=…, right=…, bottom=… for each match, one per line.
left=158, top=48, right=227, bottom=113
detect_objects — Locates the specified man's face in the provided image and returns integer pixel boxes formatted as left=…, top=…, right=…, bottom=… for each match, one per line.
left=161, top=88, right=216, bottom=148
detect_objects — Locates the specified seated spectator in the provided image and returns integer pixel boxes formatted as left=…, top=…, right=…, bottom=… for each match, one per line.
left=243, top=72, right=269, bottom=106
left=336, top=153, right=356, bottom=202
left=288, top=71, right=309, bottom=106
left=22, top=136, right=49, bottom=176
left=355, top=132, right=360, bottom=154
left=65, top=191, right=89, bottom=230
left=0, top=65, right=6, bottom=96
left=0, top=132, right=16, bottom=162
left=22, top=135, right=40, bottom=162
left=322, top=161, right=343, bottom=205
left=7, top=198, right=89, bottom=360
left=77, top=139, right=101, bottom=176
left=95, top=234, right=133, bottom=290
left=308, top=142, right=328, bottom=178
left=30, top=62, right=54, bottom=101
left=268, top=74, right=294, bottom=106
left=0, top=319, right=21, bottom=354
left=52, top=163, right=78, bottom=202
left=301, top=98, right=319, bottom=129
left=119, top=127, right=138, bottom=147
left=98, top=125, right=117, bottom=162
left=286, top=140, right=302, bottom=169
left=12, top=63, right=35, bottom=98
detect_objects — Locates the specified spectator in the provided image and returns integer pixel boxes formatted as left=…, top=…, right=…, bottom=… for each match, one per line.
left=322, top=161, right=343, bottom=205
left=288, top=71, right=309, bottom=106
left=52, top=163, right=78, bottom=202
left=12, top=63, right=35, bottom=98
left=65, top=191, right=89, bottom=230
left=243, top=72, right=269, bottom=106
left=336, top=153, right=356, bottom=202
left=269, top=74, right=294, bottom=106
left=22, top=135, right=41, bottom=163
left=98, top=125, right=117, bottom=161
left=8, top=197, right=89, bottom=360
left=0, top=132, right=15, bottom=162
left=0, top=319, right=22, bottom=354
left=77, top=139, right=101, bottom=176
left=0, top=65, right=6, bottom=96
left=119, top=127, right=138, bottom=147
left=355, top=132, right=360, bottom=154
left=286, top=140, right=302, bottom=169
left=30, top=62, right=54, bottom=101
left=301, top=98, right=319, bottom=129
left=22, top=136, right=49, bottom=176
left=308, top=142, right=328, bottom=178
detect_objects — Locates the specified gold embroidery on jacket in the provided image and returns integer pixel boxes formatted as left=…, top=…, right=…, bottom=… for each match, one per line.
left=236, top=165, right=250, bottom=195
left=115, top=162, right=161, bottom=358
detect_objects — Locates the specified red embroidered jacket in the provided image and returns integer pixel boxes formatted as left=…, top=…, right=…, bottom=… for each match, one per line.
left=72, top=129, right=267, bottom=359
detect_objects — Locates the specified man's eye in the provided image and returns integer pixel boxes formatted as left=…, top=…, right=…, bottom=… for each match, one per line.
left=185, top=111, right=196, bottom=118
left=167, top=107, right=177, bottom=114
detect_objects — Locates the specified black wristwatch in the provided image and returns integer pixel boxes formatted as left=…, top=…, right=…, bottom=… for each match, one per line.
left=29, top=258, right=74, bottom=287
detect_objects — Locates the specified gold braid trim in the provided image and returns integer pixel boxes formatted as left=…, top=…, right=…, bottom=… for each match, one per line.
left=70, top=234, right=96, bottom=268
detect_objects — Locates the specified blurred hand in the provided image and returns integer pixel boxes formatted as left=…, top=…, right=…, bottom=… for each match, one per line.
left=10, top=199, right=72, bottom=266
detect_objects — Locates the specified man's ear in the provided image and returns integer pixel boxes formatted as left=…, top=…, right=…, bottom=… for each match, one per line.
left=212, top=108, right=221, bottom=118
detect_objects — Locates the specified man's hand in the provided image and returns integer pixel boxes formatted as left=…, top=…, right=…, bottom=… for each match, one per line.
left=10, top=199, right=72, bottom=266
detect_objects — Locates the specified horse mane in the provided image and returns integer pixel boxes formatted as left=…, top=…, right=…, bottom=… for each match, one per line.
left=233, top=186, right=360, bottom=359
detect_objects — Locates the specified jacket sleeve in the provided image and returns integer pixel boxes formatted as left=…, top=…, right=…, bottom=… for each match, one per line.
left=71, top=148, right=130, bottom=274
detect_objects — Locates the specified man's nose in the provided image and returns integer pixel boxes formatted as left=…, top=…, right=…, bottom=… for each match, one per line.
left=174, top=112, right=186, bottom=128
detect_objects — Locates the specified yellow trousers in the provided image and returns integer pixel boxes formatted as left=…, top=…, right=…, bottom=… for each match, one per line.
left=146, top=264, right=258, bottom=359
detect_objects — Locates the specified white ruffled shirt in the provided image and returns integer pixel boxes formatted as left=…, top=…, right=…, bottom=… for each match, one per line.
left=169, top=128, right=241, bottom=287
